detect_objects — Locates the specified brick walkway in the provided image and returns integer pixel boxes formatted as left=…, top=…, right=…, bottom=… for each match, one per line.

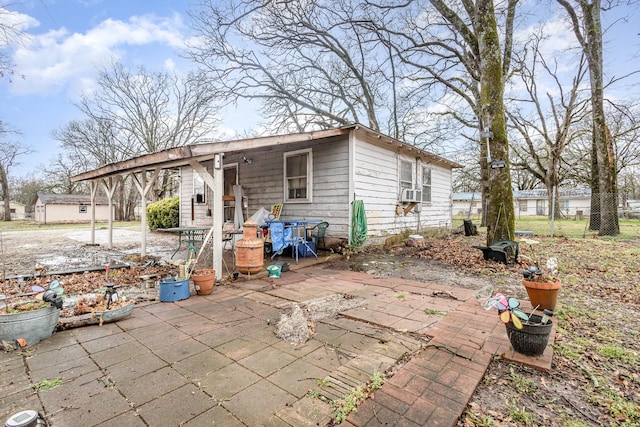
left=0, top=265, right=554, bottom=427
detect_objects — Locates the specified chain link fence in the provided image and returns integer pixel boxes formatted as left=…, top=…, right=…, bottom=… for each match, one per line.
left=454, top=192, right=640, bottom=238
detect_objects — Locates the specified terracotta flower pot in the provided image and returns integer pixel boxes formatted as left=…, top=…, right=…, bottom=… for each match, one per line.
left=522, top=279, right=561, bottom=311
left=191, top=269, right=215, bottom=295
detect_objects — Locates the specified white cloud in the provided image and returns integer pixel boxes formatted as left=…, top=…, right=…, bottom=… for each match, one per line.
left=7, top=13, right=187, bottom=96
left=0, top=7, right=40, bottom=35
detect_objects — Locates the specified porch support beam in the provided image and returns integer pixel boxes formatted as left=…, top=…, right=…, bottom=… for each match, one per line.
left=189, top=157, right=223, bottom=280
left=89, top=181, right=98, bottom=245
left=101, top=176, right=118, bottom=250
left=131, top=168, right=162, bottom=257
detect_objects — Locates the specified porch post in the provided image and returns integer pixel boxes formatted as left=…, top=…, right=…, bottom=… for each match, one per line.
left=190, top=157, right=223, bottom=280
left=101, top=176, right=118, bottom=250
left=131, top=168, right=162, bottom=257
left=90, top=180, right=98, bottom=245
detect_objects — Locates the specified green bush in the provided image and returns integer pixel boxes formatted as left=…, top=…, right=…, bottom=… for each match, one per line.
left=147, top=197, right=179, bottom=230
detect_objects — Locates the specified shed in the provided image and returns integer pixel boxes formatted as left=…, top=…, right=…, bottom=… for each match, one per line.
left=34, top=193, right=112, bottom=224
left=0, top=201, right=26, bottom=220
left=71, top=124, right=462, bottom=279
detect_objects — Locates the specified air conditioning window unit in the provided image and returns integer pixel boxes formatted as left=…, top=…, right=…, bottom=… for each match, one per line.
left=401, top=188, right=422, bottom=203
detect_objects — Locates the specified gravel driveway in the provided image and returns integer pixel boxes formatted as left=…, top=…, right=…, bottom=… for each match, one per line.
left=0, top=227, right=177, bottom=277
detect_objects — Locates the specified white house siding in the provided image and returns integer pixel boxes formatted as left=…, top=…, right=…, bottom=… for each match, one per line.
left=0, top=202, right=26, bottom=219
left=179, top=136, right=351, bottom=238
left=352, top=135, right=452, bottom=243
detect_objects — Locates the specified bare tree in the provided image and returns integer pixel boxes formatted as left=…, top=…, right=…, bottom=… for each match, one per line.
left=52, top=118, right=123, bottom=170
left=410, top=0, right=517, bottom=243
left=187, top=0, right=403, bottom=136
left=557, top=0, right=619, bottom=234
left=564, top=101, right=640, bottom=189
left=9, top=173, right=46, bottom=215
left=55, top=61, right=220, bottom=216
left=0, top=5, right=25, bottom=80
left=42, top=154, right=90, bottom=195
left=77, top=61, right=220, bottom=157
left=507, top=32, right=590, bottom=217
left=0, top=122, right=30, bottom=221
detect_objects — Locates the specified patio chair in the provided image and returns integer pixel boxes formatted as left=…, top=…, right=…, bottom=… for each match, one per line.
left=309, top=221, right=329, bottom=250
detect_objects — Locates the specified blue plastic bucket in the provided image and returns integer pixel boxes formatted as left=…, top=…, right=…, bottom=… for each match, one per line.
left=158, top=277, right=191, bottom=302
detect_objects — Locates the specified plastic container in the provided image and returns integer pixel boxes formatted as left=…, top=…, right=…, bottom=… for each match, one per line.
left=158, top=277, right=191, bottom=302
left=297, top=241, right=315, bottom=257
left=267, top=264, right=282, bottom=278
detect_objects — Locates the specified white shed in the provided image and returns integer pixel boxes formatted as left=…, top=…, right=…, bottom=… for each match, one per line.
left=0, top=201, right=26, bottom=220
left=34, top=193, right=112, bottom=224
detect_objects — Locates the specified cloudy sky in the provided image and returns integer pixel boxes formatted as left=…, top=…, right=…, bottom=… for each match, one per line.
left=1, top=0, right=639, bottom=177
left=1, top=0, right=256, bottom=176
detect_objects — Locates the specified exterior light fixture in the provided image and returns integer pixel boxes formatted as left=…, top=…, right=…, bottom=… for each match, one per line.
left=490, top=160, right=506, bottom=169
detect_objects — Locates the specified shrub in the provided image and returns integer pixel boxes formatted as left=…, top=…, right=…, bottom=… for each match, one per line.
left=147, top=197, right=179, bottom=230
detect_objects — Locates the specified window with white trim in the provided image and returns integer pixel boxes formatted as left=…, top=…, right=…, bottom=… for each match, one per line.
left=400, top=160, right=413, bottom=191
left=284, top=149, right=312, bottom=202
left=79, top=205, right=87, bottom=213
left=421, top=166, right=432, bottom=203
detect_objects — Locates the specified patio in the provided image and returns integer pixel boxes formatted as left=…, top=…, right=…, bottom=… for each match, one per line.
left=0, top=264, right=554, bottom=426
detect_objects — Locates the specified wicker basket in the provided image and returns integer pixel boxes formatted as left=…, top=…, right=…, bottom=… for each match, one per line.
left=505, top=314, right=552, bottom=356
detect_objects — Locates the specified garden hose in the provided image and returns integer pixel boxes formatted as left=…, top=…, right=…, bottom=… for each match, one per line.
left=350, top=200, right=368, bottom=248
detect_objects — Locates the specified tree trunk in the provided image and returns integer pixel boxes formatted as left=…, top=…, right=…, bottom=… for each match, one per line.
left=558, top=0, right=618, bottom=235
left=0, top=165, right=11, bottom=221
left=589, top=137, right=600, bottom=229
left=477, top=0, right=515, bottom=244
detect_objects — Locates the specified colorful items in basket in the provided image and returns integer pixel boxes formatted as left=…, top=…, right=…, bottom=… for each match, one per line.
left=485, top=293, right=553, bottom=330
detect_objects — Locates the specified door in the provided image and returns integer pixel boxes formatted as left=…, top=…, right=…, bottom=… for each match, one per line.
left=223, top=164, right=238, bottom=222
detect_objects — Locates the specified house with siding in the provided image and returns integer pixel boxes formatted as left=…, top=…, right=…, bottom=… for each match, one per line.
left=71, top=124, right=462, bottom=278
left=178, top=125, right=461, bottom=245
left=34, top=193, right=112, bottom=224
left=0, top=201, right=26, bottom=220
left=453, top=188, right=592, bottom=219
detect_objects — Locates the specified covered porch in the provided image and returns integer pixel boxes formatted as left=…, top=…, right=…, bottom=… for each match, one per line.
left=71, top=128, right=350, bottom=280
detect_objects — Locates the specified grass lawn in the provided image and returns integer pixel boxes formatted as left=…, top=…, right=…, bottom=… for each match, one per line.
left=453, top=216, right=640, bottom=239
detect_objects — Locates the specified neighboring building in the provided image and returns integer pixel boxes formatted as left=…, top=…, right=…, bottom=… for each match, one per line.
left=452, top=192, right=482, bottom=217
left=515, top=188, right=591, bottom=218
left=453, top=188, right=592, bottom=218
left=0, top=201, right=26, bottom=220
left=33, top=193, right=112, bottom=224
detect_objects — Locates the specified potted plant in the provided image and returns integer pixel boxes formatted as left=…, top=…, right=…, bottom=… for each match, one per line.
left=520, top=239, right=561, bottom=311
left=488, top=292, right=554, bottom=356
left=0, top=287, right=64, bottom=346
left=190, top=269, right=216, bottom=295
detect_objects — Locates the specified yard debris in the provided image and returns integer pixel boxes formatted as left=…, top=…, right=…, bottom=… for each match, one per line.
left=432, top=290, right=458, bottom=300
left=275, top=294, right=366, bottom=344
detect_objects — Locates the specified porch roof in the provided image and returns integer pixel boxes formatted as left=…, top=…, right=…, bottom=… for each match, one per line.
left=71, top=124, right=462, bottom=182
